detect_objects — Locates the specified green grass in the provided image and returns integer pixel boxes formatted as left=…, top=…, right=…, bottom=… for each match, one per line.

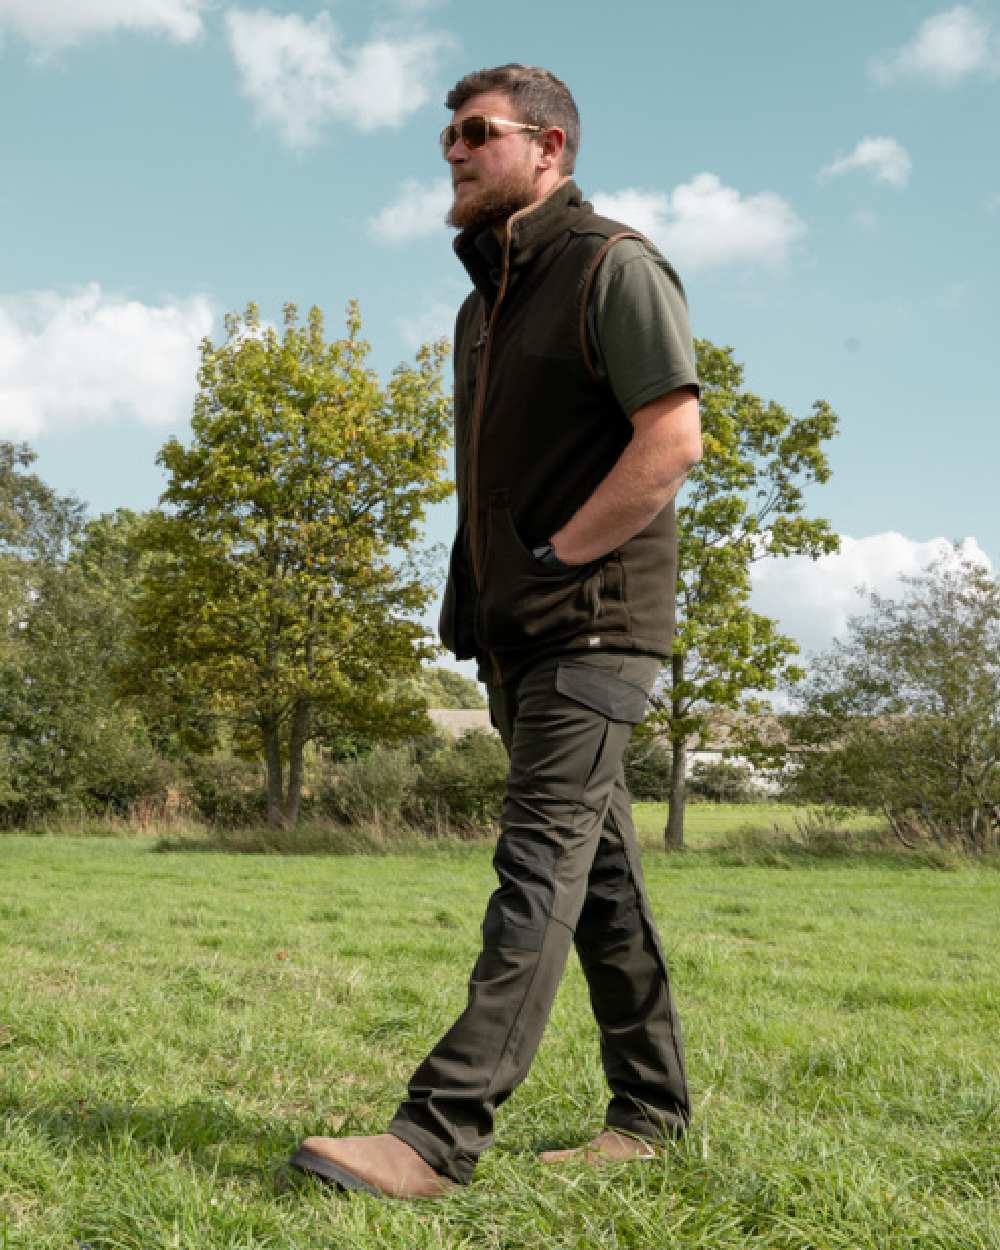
left=1, top=832, right=998, bottom=1249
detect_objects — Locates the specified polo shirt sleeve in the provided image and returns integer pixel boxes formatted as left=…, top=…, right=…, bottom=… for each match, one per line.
left=587, top=238, right=700, bottom=417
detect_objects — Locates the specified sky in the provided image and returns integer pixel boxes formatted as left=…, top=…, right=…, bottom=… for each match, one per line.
left=2, top=0, right=998, bottom=675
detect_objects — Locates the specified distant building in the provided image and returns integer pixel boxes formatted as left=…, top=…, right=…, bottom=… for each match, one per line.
left=427, top=708, right=494, bottom=737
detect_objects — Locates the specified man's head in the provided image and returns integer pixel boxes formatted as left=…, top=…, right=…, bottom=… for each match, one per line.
left=442, top=64, right=580, bottom=234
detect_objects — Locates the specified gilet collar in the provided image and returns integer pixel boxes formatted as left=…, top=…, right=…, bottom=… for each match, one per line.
left=454, top=178, right=586, bottom=299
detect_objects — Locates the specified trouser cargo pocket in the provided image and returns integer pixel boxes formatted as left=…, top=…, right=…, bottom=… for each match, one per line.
left=555, top=658, right=652, bottom=724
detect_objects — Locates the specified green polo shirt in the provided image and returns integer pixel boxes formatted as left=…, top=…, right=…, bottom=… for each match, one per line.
left=586, top=237, right=700, bottom=416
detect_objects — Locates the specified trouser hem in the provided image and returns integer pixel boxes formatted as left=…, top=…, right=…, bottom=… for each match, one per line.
left=604, top=1108, right=689, bottom=1143
left=387, top=1118, right=476, bottom=1186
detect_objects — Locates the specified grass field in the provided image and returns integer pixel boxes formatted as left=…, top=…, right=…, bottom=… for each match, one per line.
left=1, top=823, right=998, bottom=1249
left=631, top=801, right=885, bottom=848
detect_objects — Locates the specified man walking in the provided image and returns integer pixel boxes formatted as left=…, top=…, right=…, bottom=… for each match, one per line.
left=291, top=63, right=702, bottom=1199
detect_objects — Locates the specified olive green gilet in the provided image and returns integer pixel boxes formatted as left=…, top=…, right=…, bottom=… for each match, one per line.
left=439, top=179, right=677, bottom=684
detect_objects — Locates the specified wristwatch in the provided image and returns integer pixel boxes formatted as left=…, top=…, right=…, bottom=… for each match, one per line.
left=531, top=541, right=572, bottom=571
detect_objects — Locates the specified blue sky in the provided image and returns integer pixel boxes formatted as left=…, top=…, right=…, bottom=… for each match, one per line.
left=2, top=0, right=998, bottom=663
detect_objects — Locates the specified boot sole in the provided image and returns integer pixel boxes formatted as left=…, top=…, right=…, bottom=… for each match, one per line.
left=289, top=1147, right=384, bottom=1197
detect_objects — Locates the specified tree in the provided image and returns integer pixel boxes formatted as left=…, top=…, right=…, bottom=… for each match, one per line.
left=407, top=665, right=486, bottom=709
left=0, top=441, right=85, bottom=663
left=645, top=340, right=840, bottom=849
left=0, top=495, right=165, bottom=822
left=0, top=441, right=84, bottom=562
left=688, top=758, right=761, bottom=804
left=130, top=302, right=453, bottom=829
left=784, top=552, right=1000, bottom=855
left=0, top=446, right=92, bottom=818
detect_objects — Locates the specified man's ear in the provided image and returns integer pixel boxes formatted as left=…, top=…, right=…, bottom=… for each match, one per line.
left=537, top=126, right=566, bottom=171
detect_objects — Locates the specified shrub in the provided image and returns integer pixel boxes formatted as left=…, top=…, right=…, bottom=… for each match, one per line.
left=318, top=746, right=419, bottom=828
left=415, top=730, right=508, bottom=830
left=624, top=735, right=673, bottom=801
left=82, top=739, right=182, bottom=817
left=183, top=756, right=267, bottom=827
left=0, top=711, right=180, bottom=826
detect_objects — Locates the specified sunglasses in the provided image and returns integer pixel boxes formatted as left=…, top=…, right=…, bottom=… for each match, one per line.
left=439, top=115, right=544, bottom=156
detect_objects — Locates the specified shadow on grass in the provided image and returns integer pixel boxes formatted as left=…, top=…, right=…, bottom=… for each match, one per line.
left=0, top=1092, right=312, bottom=1189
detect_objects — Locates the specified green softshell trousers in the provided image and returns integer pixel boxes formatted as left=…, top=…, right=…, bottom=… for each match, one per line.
left=389, top=649, right=690, bottom=1184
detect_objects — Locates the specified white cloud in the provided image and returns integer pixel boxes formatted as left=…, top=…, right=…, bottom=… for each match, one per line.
left=395, top=300, right=454, bottom=351
left=853, top=209, right=879, bottom=231
left=593, top=174, right=806, bottom=271
left=224, top=8, right=451, bottom=149
left=751, top=533, right=992, bottom=660
left=0, top=284, right=213, bottom=438
left=370, top=177, right=451, bottom=243
left=820, top=137, right=912, bottom=188
left=0, top=0, right=205, bottom=50
left=987, top=192, right=1000, bottom=212
left=872, top=5, right=999, bottom=86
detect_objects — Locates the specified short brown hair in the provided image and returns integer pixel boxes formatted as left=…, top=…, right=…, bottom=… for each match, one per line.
left=445, top=64, right=581, bottom=174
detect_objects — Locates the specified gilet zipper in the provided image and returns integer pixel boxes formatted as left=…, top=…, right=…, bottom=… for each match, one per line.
left=463, top=183, right=570, bottom=687
left=465, top=218, right=517, bottom=688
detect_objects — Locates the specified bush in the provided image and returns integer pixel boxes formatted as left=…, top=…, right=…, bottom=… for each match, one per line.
left=315, top=731, right=506, bottom=833
left=407, top=727, right=452, bottom=767
left=183, top=756, right=266, bottom=827
left=624, top=735, right=673, bottom=801
left=82, top=739, right=182, bottom=817
left=127, top=728, right=512, bottom=840
left=415, top=730, right=508, bottom=830
left=0, top=711, right=181, bottom=826
left=317, top=746, right=419, bottom=828
left=157, top=728, right=508, bottom=845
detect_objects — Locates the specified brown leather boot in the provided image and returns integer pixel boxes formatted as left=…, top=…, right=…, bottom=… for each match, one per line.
left=538, top=1129, right=658, bottom=1166
left=289, top=1133, right=456, bottom=1199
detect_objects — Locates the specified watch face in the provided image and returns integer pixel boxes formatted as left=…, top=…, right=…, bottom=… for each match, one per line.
left=536, top=544, right=568, bottom=569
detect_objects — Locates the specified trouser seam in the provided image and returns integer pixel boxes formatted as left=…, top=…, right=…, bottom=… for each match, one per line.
left=480, top=791, right=595, bottom=1112
left=481, top=917, right=553, bottom=1108
left=608, top=799, right=690, bottom=1120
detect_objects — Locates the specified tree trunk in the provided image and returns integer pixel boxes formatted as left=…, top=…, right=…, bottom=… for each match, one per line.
left=283, top=699, right=310, bottom=829
left=665, top=736, right=688, bottom=850
left=263, top=719, right=285, bottom=829
left=663, top=651, right=687, bottom=850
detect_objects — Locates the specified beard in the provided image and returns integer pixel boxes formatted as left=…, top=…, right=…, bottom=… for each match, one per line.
left=447, top=163, right=537, bottom=232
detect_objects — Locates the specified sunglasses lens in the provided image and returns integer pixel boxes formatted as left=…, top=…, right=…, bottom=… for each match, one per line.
left=461, top=117, right=490, bottom=149
left=442, top=117, right=492, bottom=153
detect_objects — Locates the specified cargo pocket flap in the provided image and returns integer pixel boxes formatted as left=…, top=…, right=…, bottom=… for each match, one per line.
left=556, top=662, right=650, bottom=724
